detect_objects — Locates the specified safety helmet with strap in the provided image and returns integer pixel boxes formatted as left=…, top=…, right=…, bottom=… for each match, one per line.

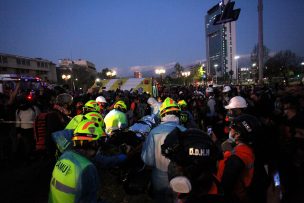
left=83, top=100, right=100, bottom=113
left=225, top=96, right=247, bottom=109
left=72, top=120, right=104, bottom=143
left=159, top=97, right=180, bottom=117
left=114, top=100, right=127, bottom=112
left=84, top=112, right=105, bottom=131
left=178, top=100, right=187, bottom=109
left=96, top=96, right=107, bottom=103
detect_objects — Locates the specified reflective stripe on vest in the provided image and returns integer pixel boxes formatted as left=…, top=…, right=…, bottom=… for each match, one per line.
left=49, top=151, right=92, bottom=203
left=51, top=177, right=76, bottom=194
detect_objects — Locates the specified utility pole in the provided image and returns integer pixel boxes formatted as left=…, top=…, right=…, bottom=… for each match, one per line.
left=258, top=0, right=264, bottom=84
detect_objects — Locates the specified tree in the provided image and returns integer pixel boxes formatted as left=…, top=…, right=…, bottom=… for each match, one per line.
left=264, top=50, right=302, bottom=83
left=173, top=63, right=184, bottom=78
left=251, top=44, right=270, bottom=81
left=72, top=65, right=96, bottom=90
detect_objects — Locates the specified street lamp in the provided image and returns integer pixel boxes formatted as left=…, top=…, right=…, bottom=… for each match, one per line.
left=181, top=71, right=191, bottom=85
left=301, top=62, right=304, bottom=66
left=155, top=68, right=166, bottom=84
left=234, top=56, right=240, bottom=84
left=62, top=74, right=71, bottom=81
left=62, top=74, right=74, bottom=91
left=214, top=64, right=218, bottom=84
left=106, top=70, right=117, bottom=78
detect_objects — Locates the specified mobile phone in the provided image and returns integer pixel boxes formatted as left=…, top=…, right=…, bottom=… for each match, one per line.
left=207, top=126, right=212, bottom=136
left=273, top=171, right=280, bottom=187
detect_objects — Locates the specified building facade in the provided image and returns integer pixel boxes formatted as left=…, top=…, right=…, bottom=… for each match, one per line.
left=59, top=59, right=96, bottom=74
left=205, top=0, right=237, bottom=83
left=0, top=53, right=57, bottom=82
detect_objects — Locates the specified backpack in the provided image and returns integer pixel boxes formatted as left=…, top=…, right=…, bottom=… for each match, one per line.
left=34, top=112, right=49, bottom=151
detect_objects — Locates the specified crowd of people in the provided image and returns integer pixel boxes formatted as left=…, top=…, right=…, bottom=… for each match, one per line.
left=0, top=80, right=304, bottom=203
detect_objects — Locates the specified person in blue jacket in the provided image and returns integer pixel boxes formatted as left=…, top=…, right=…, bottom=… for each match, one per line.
left=141, top=97, right=186, bottom=203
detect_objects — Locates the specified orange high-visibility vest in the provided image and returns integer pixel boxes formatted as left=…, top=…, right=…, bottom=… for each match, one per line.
left=217, top=144, right=255, bottom=187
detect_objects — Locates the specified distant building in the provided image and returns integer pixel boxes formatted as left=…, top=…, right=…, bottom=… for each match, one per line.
left=0, top=53, right=57, bottom=82
left=205, top=0, right=237, bottom=83
left=134, top=71, right=142, bottom=78
left=59, top=59, right=96, bottom=74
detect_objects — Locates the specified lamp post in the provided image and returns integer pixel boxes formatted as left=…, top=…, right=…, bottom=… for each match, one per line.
left=155, top=68, right=166, bottom=84
left=234, top=56, right=240, bottom=84
left=62, top=74, right=75, bottom=92
left=106, top=70, right=117, bottom=78
left=214, top=64, right=218, bottom=84
left=181, top=71, right=190, bottom=86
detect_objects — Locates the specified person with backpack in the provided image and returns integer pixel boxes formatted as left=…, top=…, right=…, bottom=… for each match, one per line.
left=141, top=97, right=185, bottom=203
left=161, top=128, right=225, bottom=203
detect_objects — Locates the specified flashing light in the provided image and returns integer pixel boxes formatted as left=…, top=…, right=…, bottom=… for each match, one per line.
left=27, top=94, right=32, bottom=100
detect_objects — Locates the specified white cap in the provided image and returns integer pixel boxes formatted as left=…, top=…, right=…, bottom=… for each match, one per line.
left=225, top=96, right=247, bottom=109
left=96, top=96, right=107, bottom=103
left=223, top=86, right=231, bottom=93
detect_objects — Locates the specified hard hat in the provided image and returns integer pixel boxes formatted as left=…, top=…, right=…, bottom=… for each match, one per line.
left=114, top=100, right=127, bottom=112
left=83, top=100, right=100, bottom=112
left=230, top=114, right=261, bottom=143
left=96, top=96, right=107, bottom=103
left=159, top=97, right=180, bottom=117
left=178, top=100, right=187, bottom=108
left=72, top=120, right=104, bottom=142
left=84, top=112, right=105, bottom=131
left=223, top=86, right=231, bottom=93
left=56, top=93, right=73, bottom=106
left=162, top=128, right=219, bottom=166
left=206, top=87, right=214, bottom=93
left=225, top=96, right=247, bottom=109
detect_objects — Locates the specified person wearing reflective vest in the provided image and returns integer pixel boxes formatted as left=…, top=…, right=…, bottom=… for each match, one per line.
left=104, top=100, right=128, bottom=136
left=48, top=120, right=104, bottom=203
left=217, top=114, right=260, bottom=203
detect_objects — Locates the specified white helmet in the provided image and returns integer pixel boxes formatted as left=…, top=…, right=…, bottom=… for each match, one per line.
left=206, top=87, right=214, bottom=93
left=223, top=86, right=231, bottom=93
left=96, top=96, right=107, bottom=103
left=225, top=96, right=247, bottom=109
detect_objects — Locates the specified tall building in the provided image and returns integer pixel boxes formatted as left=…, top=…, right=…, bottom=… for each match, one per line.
left=0, top=53, right=57, bottom=82
left=205, top=0, right=237, bottom=83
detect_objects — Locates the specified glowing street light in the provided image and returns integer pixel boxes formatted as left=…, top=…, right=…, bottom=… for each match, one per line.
left=234, top=56, right=240, bottom=84
left=95, top=78, right=100, bottom=82
left=301, top=62, right=304, bottom=66
left=62, top=74, right=71, bottom=80
left=106, top=70, right=117, bottom=78
left=155, top=68, right=166, bottom=84
left=62, top=74, right=75, bottom=91
left=181, top=71, right=190, bottom=77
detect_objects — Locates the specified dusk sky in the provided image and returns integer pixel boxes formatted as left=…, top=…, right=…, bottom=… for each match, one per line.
left=1, top=0, right=303, bottom=76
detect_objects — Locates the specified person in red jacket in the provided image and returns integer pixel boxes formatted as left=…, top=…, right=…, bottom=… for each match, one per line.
left=217, top=114, right=261, bottom=203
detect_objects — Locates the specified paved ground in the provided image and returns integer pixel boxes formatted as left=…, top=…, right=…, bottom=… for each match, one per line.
left=0, top=156, right=152, bottom=203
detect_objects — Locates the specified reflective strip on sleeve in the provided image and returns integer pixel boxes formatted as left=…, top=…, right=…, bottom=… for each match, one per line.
left=51, top=177, right=76, bottom=194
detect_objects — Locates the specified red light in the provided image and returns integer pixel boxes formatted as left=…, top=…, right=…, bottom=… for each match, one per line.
left=225, top=116, right=229, bottom=122
left=27, top=95, right=32, bottom=100
left=224, top=126, right=230, bottom=134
